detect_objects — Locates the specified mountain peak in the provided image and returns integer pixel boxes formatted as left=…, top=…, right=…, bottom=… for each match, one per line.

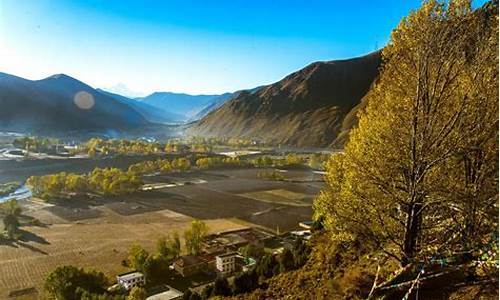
left=188, top=51, right=382, bottom=147
left=45, top=73, right=75, bottom=81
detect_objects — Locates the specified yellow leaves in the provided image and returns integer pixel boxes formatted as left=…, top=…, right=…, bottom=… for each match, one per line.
left=314, top=0, right=497, bottom=262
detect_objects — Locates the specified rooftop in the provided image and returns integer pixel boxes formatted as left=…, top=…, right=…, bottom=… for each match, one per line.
left=117, top=271, right=144, bottom=281
left=174, top=255, right=205, bottom=267
left=146, top=285, right=183, bottom=300
left=217, top=252, right=238, bottom=259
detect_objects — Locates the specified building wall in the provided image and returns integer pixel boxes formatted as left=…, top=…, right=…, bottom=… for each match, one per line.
left=118, top=276, right=145, bottom=290
left=174, top=262, right=206, bottom=277
left=216, top=255, right=236, bottom=275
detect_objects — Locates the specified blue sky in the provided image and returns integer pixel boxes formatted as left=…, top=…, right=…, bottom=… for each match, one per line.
left=0, top=0, right=487, bottom=96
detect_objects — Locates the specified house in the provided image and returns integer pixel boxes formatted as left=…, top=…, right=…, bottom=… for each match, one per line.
left=291, top=230, right=312, bottom=240
left=202, top=228, right=269, bottom=254
left=116, top=271, right=145, bottom=290
left=173, top=255, right=207, bottom=277
left=216, top=252, right=238, bottom=275
left=146, top=285, right=183, bottom=300
left=299, top=221, right=314, bottom=230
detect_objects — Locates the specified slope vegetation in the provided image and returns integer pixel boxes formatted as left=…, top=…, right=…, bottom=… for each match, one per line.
left=188, top=51, right=381, bottom=148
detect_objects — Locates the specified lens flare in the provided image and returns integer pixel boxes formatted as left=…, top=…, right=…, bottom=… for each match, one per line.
left=74, top=91, right=95, bottom=110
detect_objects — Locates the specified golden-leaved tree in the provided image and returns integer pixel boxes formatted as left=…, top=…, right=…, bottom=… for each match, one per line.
left=314, top=0, right=498, bottom=265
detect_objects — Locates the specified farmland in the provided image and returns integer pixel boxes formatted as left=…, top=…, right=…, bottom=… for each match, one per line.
left=0, top=165, right=323, bottom=298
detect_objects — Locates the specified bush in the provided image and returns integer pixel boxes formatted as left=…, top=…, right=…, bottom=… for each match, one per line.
left=44, top=265, right=109, bottom=300
left=212, top=276, right=232, bottom=296
left=232, top=269, right=259, bottom=295
left=257, top=170, right=285, bottom=181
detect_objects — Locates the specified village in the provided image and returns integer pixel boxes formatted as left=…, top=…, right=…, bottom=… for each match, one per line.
left=0, top=135, right=326, bottom=299
left=115, top=222, right=313, bottom=299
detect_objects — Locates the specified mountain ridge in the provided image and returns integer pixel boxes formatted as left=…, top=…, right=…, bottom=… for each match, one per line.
left=188, top=50, right=382, bottom=147
left=0, top=72, right=151, bottom=134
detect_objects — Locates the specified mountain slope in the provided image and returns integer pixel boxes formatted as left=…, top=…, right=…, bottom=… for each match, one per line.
left=187, top=51, right=382, bottom=148
left=136, top=92, right=222, bottom=120
left=97, top=89, right=185, bottom=124
left=190, top=86, right=264, bottom=121
left=0, top=73, right=150, bottom=134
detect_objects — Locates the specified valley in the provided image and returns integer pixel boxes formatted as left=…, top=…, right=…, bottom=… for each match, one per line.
left=0, top=140, right=324, bottom=298
left=0, top=1, right=497, bottom=299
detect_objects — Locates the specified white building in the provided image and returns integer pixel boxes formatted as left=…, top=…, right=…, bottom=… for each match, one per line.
left=291, top=230, right=312, bottom=240
left=117, top=271, right=146, bottom=290
left=216, top=252, right=238, bottom=275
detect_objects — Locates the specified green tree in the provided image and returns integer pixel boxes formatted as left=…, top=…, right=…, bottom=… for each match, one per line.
left=156, top=235, right=170, bottom=258
left=2, top=199, right=22, bottom=216
left=169, top=231, right=181, bottom=259
left=292, top=238, right=310, bottom=268
left=44, top=265, right=108, bottom=300
left=285, top=153, right=304, bottom=166
left=184, top=220, right=209, bottom=255
left=239, top=244, right=265, bottom=259
left=3, top=214, right=20, bottom=239
left=127, top=287, right=147, bottom=300
left=127, top=243, right=149, bottom=272
left=212, top=276, right=231, bottom=296
left=2, top=200, right=22, bottom=239
left=279, top=248, right=295, bottom=272
left=256, top=254, right=279, bottom=279
left=232, top=269, right=259, bottom=295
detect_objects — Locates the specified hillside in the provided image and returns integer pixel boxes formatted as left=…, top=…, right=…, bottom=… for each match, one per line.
left=190, top=86, right=264, bottom=121
left=188, top=51, right=382, bottom=148
left=222, top=234, right=497, bottom=300
left=137, top=92, right=227, bottom=120
left=97, top=89, right=185, bottom=124
left=0, top=73, right=151, bottom=134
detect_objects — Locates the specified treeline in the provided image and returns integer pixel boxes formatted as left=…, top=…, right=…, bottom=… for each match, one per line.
left=84, top=138, right=162, bottom=157
left=127, top=157, right=192, bottom=175
left=13, top=136, right=62, bottom=154
left=185, top=136, right=261, bottom=148
left=26, top=169, right=142, bottom=199
left=250, top=153, right=304, bottom=168
left=26, top=152, right=319, bottom=200
left=195, top=157, right=245, bottom=169
left=81, top=137, right=260, bottom=158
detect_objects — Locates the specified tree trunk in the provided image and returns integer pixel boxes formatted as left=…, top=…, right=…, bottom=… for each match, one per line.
left=403, top=202, right=422, bottom=266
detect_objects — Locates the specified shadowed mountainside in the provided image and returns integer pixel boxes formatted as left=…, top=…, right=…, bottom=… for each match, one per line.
left=97, top=89, right=185, bottom=124
left=188, top=51, right=382, bottom=148
left=0, top=73, right=151, bottom=134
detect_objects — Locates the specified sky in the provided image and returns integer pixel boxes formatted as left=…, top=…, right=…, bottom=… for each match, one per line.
left=0, top=0, right=488, bottom=96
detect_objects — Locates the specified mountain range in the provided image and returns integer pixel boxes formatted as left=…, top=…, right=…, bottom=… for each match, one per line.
left=187, top=50, right=382, bottom=148
left=0, top=73, right=238, bottom=136
left=136, top=92, right=233, bottom=120
left=0, top=73, right=151, bottom=134
left=0, top=50, right=381, bottom=146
